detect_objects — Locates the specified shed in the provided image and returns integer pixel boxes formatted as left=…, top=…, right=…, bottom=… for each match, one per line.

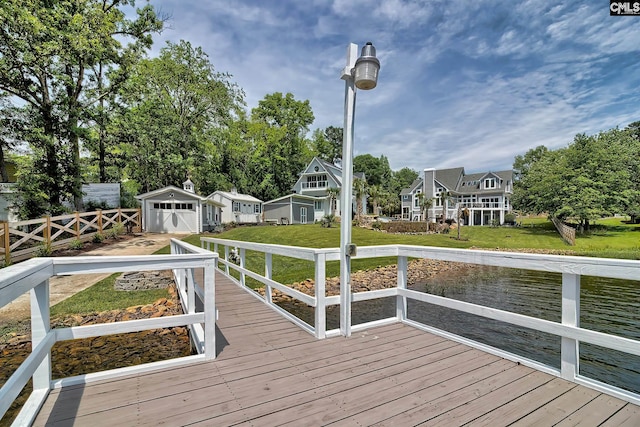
left=136, top=180, right=224, bottom=233
left=207, top=189, right=263, bottom=224
left=263, top=194, right=322, bottom=225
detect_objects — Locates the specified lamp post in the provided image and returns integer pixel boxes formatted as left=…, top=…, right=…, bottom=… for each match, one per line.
left=339, top=42, right=380, bottom=337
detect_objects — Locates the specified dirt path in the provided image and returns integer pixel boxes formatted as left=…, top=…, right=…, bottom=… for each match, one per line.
left=0, top=233, right=185, bottom=323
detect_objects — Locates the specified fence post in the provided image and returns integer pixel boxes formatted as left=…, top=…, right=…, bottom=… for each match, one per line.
left=117, top=207, right=122, bottom=225
left=2, top=221, right=9, bottom=265
left=136, top=207, right=142, bottom=231
left=397, top=255, right=408, bottom=321
left=561, top=272, right=580, bottom=381
left=314, top=252, right=326, bottom=339
left=97, top=209, right=103, bottom=234
left=45, top=215, right=51, bottom=247
left=74, top=211, right=80, bottom=237
left=265, top=252, right=273, bottom=305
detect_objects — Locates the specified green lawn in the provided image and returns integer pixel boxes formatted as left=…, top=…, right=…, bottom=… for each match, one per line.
left=175, top=217, right=640, bottom=287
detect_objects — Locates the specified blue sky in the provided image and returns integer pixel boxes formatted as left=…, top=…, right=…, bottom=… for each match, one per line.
left=144, top=0, right=640, bottom=174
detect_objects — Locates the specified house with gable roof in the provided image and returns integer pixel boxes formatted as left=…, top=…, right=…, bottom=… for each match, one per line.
left=263, top=157, right=367, bottom=225
left=207, top=188, right=263, bottom=224
left=137, top=179, right=225, bottom=233
left=401, top=167, right=513, bottom=226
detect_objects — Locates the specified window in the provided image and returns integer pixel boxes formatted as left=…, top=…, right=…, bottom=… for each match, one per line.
left=402, top=195, right=409, bottom=201
left=414, top=197, right=419, bottom=208
left=300, top=207, right=307, bottom=224
left=484, top=178, right=496, bottom=189
left=233, top=201, right=241, bottom=212
left=154, top=202, right=173, bottom=209
left=314, top=200, right=323, bottom=210
left=254, top=204, right=261, bottom=214
left=176, top=203, right=193, bottom=210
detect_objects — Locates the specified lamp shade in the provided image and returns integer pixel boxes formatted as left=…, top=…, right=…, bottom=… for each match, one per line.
left=354, top=42, right=380, bottom=90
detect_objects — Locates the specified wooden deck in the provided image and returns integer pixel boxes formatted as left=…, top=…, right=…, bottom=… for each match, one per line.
left=34, top=273, right=640, bottom=426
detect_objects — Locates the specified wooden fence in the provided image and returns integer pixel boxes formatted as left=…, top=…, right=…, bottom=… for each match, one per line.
left=0, top=208, right=141, bottom=265
left=551, top=216, right=576, bottom=245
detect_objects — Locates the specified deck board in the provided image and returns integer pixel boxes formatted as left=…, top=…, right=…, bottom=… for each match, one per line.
left=33, top=272, right=640, bottom=426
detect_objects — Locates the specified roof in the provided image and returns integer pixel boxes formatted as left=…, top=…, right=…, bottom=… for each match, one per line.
left=136, top=185, right=207, bottom=201
left=434, top=167, right=465, bottom=191
left=263, top=193, right=325, bottom=205
left=400, top=178, right=423, bottom=195
left=207, top=190, right=262, bottom=203
left=296, top=157, right=367, bottom=190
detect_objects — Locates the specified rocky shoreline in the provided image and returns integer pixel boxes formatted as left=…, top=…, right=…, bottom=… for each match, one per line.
left=0, top=284, right=190, bottom=425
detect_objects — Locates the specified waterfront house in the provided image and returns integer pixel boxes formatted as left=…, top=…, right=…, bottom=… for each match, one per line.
left=401, top=167, right=513, bottom=225
left=263, top=157, right=366, bottom=224
left=207, top=188, right=263, bottom=224
left=137, top=179, right=224, bottom=233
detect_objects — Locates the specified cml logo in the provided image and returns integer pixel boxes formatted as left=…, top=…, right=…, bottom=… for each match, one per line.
left=610, top=1, right=640, bottom=15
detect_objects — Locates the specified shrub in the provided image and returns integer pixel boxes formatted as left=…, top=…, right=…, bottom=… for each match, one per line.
left=504, top=213, right=517, bottom=225
left=379, top=222, right=429, bottom=233
left=105, top=223, right=125, bottom=239
left=93, top=233, right=105, bottom=243
left=35, top=243, right=52, bottom=257
left=69, top=238, right=84, bottom=250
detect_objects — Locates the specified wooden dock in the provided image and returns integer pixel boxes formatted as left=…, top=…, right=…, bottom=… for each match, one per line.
left=33, top=273, right=640, bottom=426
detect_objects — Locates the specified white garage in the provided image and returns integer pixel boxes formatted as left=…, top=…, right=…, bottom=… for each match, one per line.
left=137, top=180, right=224, bottom=233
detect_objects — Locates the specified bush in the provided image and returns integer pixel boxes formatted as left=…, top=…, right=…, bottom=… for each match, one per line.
left=379, top=222, right=429, bottom=233
left=105, top=223, right=125, bottom=239
left=35, top=243, right=52, bottom=257
left=68, top=238, right=84, bottom=250
left=504, top=213, right=517, bottom=225
left=93, top=233, right=105, bottom=243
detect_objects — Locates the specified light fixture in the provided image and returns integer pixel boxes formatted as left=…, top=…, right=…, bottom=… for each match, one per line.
left=353, top=42, right=380, bottom=90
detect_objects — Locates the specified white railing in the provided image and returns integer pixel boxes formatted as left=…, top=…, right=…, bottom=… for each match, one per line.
left=0, top=239, right=217, bottom=426
left=301, top=181, right=328, bottom=189
left=201, top=237, right=640, bottom=406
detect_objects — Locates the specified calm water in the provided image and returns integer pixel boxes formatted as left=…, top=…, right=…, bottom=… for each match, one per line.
left=281, top=265, right=640, bottom=394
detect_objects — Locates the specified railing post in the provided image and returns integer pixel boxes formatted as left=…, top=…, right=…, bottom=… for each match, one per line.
left=397, top=255, right=408, bottom=321
left=203, top=258, right=216, bottom=360
left=187, top=269, right=195, bottom=315
left=561, top=272, right=580, bottom=381
left=239, top=248, right=246, bottom=287
left=224, top=246, right=230, bottom=275
left=314, top=252, right=326, bottom=339
left=31, top=280, right=51, bottom=391
left=265, top=252, right=273, bottom=305
left=2, top=221, right=9, bottom=266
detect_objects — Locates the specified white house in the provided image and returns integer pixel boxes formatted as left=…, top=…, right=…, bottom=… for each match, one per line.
left=207, top=189, right=263, bottom=224
left=137, top=179, right=224, bottom=233
left=263, top=157, right=366, bottom=225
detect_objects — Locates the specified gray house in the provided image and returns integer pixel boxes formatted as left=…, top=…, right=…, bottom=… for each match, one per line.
left=401, top=167, right=513, bottom=226
left=263, top=157, right=367, bottom=225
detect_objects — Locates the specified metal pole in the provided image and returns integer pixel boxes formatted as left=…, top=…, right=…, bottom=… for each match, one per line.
left=339, top=43, right=358, bottom=337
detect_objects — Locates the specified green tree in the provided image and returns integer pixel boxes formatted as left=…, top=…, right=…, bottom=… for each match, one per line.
left=250, top=92, right=315, bottom=199
left=0, top=0, right=162, bottom=212
left=117, top=40, right=244, bottom=193
left=391, top=167, right=418, bottom=196
left=353, top=177, right=367, bottom=222
left=368, top=184, right=382, bottom=215
left=353, top=154, right=392, bottom=188
left=312, top=126, right=342, bottom=165
left=326, top=187, right=340, bottom=216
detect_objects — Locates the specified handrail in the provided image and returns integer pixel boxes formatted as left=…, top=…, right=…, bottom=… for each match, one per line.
left=0, top=240, right=217, bottom=425
left=200, top=237, right=640, bottom=406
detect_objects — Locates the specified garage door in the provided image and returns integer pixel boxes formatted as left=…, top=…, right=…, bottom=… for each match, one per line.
left=148, top=202, right=198, bottom=233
